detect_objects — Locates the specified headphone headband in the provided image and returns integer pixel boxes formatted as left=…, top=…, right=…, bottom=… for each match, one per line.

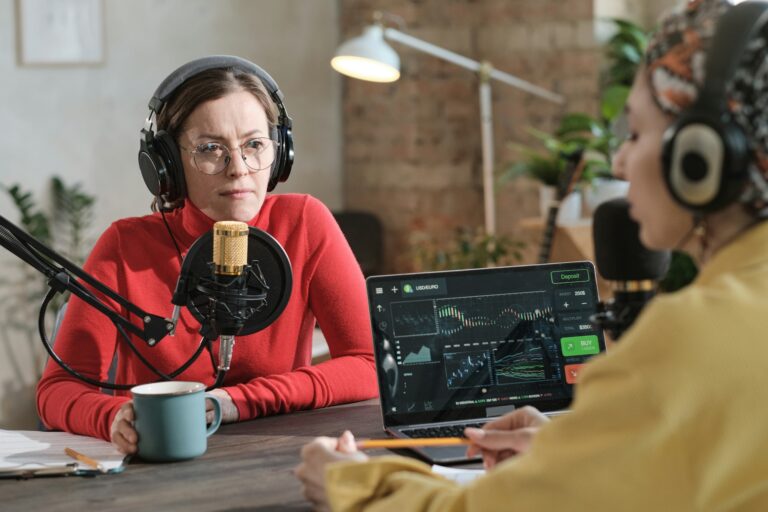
left=697, top=1, right=768, bottom=109
left=149, top=55, right=283, bottom=112
left=138, top=55, right=295, bottom=209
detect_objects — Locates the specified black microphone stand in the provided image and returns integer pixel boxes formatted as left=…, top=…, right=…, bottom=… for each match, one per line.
left=591, top=288, right=657, bottom=341
left=1, top=213, right=292, bottom=392
left=0, top=214, right=173, bottom=343
left=0, top=213, right=210, bottom=390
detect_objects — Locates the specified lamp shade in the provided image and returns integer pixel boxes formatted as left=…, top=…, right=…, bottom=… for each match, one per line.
left=331, top=25, right=401, bottom=83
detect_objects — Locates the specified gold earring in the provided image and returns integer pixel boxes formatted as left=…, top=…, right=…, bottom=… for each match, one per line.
left=694, top=217, right=709, bottom=260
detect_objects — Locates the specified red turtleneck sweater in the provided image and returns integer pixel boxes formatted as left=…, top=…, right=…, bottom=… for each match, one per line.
left=37, top=194, right=377, bottom=441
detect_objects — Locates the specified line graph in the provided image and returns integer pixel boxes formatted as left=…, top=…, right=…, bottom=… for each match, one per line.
left=435, top=292, right=554, bottom=343
left=493, top=344, right=546, bottom=383
left=444, top=351, right=491, bottom=389
left=392, top=300, right=437, bottom=337
left=491, top=336, right=561, bottom=385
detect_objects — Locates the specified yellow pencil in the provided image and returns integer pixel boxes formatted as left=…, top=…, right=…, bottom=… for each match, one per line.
left=64, top=447, right=105, bottom=473
left=357, top=437, right=471, bottom=449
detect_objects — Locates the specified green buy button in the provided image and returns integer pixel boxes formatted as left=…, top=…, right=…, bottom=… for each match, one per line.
left=561, top=335, right=600, bottom=356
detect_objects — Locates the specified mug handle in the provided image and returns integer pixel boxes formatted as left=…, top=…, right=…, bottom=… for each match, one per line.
left=204, top=394, right=222, bottom=436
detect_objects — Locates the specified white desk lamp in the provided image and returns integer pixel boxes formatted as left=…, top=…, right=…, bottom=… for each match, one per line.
left=332, top=13, right=565, bottom=236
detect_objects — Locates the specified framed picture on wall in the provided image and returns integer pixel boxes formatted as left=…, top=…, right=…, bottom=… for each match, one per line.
left=15, top=0, right=104, bottom=66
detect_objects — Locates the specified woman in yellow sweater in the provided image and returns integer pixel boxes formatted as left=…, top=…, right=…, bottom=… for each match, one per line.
left=296, top=0, right=768, bottom=510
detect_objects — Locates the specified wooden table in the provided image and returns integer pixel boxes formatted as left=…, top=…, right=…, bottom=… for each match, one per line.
left=2, top=400, right=384, bottom=512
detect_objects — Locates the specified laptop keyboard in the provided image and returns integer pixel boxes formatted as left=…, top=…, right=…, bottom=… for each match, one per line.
left=401, top=422, right=486, bottom=439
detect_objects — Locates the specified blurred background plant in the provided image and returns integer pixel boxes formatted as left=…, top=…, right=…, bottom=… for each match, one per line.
left=412, top=227, right=525, bottom=271
left=502, top=17, right=697, bottom=292
left=659, top=249, right=699, bottom=293
left=0, top=177, right=96, bottom=375
left=7, top=177, right=95, bottom=265
left=504, top=18, right=647, bottom=188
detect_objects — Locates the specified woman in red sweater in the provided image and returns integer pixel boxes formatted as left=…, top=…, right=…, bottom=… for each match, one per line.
left=36, top=56, right=377, bottom=453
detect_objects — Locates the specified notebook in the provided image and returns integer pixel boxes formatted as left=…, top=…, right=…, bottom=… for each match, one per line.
left=0, top=429, right=127, bottom=478
left=366, top=261, right=606, bottom=464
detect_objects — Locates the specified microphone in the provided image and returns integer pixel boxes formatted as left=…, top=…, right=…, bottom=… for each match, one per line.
left=211, top=221, right=249, bottom=372
left=171, top=221, right=292, bottom=379
left=0, top=211, right=292, bottom=390
left=591, top=198, right=671, bottom=340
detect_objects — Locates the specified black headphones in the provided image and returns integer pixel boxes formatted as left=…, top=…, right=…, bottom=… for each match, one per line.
left=661, top=1, right=768, bottom=214
left=138, top=55, right=294, bottom=209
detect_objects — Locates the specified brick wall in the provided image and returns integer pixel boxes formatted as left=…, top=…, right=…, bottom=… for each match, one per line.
left=338, top=0, right=600, bottom=272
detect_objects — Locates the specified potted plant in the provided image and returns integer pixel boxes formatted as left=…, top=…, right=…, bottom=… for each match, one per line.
left=411, top=227, right=525, bottom=271
left=504, top=130, right=585, bottom=223
left=0, top=177, right=96, bottom=428
left=503, top=18, right=697, bottom=290
left=504, top=18, right=648, bottom=215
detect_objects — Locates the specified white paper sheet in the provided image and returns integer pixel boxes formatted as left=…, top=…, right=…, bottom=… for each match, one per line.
left=0, top=429, right=126, bottom=475
left=432, top=464, right=485, bottom=484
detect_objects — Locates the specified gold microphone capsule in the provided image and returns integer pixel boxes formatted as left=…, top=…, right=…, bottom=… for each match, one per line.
left=213, top=221, right=249, bottom=276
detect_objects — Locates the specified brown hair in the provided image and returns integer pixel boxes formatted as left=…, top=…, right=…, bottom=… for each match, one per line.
left=152, top=68, right=279, bottom=211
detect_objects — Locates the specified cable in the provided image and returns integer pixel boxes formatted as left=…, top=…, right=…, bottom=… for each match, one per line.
left=39, top=288, right=132, bottom=390
left=161, top=209, right=183, bottom=264
left=39, top=288, right=213, bottom=390
left=206, top=368, right=227, bottom=392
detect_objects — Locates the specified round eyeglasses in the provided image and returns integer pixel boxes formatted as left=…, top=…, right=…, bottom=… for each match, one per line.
left=180, top=138, right=277, bottom=175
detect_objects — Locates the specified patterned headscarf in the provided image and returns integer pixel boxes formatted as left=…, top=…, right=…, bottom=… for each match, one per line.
left=645, top=0, right=768, bottom=177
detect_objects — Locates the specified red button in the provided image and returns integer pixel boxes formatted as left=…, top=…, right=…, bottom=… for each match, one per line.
left=564, top=363, right=584, bottom=384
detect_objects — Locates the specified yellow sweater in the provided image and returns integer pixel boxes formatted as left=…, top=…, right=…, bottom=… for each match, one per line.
left=326, top=221, right=768, bottom=511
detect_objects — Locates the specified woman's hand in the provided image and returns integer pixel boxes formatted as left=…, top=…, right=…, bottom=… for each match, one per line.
left=206, top=388, right=239, bottom=424
left=464, top=405, right=550, bottom=469
left=295, top=431, right=368, bottom=511
left=110, top=401, right=138, bottom=455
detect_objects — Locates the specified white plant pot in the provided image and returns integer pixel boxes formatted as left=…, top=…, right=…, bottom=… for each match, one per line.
left=584, top=178, right=630, bottom=215
left=539, top=185, right=582, bottom=226
left=557, top=191, right=582, bottom=226
left=539, top=185, right=556, bottom=219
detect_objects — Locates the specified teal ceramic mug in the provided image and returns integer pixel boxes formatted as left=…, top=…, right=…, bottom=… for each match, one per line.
left=131, top=381, right=222, bottom=462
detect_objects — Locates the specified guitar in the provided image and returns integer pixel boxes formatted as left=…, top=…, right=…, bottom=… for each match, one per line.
left=538, top=150, right=586, bottom=264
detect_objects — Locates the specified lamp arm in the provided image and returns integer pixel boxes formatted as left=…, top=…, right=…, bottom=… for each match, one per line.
left=489, top=67, right=564, bottom=105
left=383, top=27, right=481, bottom=72
left=383, top=27, right=564, bottom=104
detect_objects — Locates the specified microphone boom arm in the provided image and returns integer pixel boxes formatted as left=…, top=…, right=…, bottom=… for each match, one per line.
left=0, top=214, right=173, bottom=345
left=0, top=213, right=292, bottom=392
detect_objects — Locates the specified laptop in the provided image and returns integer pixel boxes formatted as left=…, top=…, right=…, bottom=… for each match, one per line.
left=366, top=261, right=606, bottom=464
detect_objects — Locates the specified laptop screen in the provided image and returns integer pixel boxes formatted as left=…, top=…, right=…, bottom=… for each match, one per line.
left=367, top=261, right=606, bottom=427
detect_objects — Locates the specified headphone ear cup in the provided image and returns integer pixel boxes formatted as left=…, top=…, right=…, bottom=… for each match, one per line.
left=662, top=113, right=750, bottom=213
left=154, top=130, right=186, bottom=204
left=138, top=131, right=165, bottom=198
left=268, top=124, right=294, bottom=192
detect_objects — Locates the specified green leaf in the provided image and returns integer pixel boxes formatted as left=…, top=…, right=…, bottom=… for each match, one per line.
left=659, top=251, right=698, bottom=292
left=557, top=113, right=606, bottom=139
left=603, top=18, right=648, bottom=51
left=526, top=127, right=561, bottom=148
left=50, top=176, right=95, bottom=264
left=582, top=160, right=613, bottom=182
left=503, top=149, right=562, bottom=186
left=3, top=184, right=51, bottom=243
left=601, top=17, right=649, bottom=89
left=616, top=43, right=643, bottom=64
left=412, top=228, right=526, bottom=271
left=600, top=85, right=630, bottom=121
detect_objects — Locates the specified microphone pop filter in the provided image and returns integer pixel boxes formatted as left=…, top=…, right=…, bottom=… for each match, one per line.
left=593, top=198, right=671, bottom=281
left=181, top=226, right=292, bottom=335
